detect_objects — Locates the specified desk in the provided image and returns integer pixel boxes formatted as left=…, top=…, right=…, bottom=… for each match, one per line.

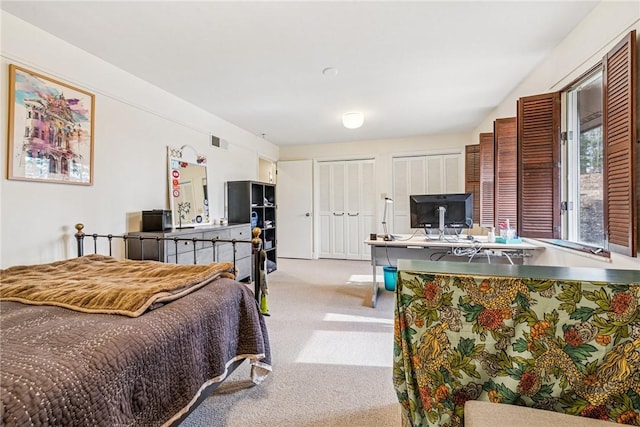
left=365, top=235, right=543, bottom=307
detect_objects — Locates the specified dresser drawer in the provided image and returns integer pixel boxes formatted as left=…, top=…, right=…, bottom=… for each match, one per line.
left=218, top=242, right=252, bottom=260
left=216, top=241, right=234, bottom=263
left=229, top=225, right=251, bottom=240
left=234, top=256, right=252, bottom=281
left=165, top=232, right=202, bottom=256
left=170, top=246, right=215, bottom=265
left=236, top=242, right=252, bottom=259
left=216, top=225, right=251, bottom=262
left=203, top=229, right=231, bottom=241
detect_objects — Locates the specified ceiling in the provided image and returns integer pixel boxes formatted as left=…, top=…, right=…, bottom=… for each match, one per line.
left=1, top=1, right=600, bottom=146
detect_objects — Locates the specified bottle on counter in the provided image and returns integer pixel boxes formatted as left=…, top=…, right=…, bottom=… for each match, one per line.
left=488, top=227, right=496, bottom=243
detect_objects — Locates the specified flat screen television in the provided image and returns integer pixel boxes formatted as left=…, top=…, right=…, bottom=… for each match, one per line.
left=409, top=193, right=473, bottom=230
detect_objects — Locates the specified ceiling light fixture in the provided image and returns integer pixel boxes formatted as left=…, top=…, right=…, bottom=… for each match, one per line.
left=322, top=67, right=338, bottom=77
left=342, top=112, right=364, bottom=129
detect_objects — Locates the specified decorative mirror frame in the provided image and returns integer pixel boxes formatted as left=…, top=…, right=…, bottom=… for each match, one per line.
left=167, top=145, right=211, bottom=228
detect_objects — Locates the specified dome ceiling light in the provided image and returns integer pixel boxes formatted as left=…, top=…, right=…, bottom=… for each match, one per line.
left=322, top=67, right=338, bottom=77
left=342, top=112, right=364, bottom=129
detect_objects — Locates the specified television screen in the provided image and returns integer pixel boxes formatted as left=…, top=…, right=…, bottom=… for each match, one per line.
left=409, top=193, right=473, bottom=230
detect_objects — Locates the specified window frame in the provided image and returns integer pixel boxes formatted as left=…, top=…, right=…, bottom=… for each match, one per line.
left=564, top=67, right=605, bottom=248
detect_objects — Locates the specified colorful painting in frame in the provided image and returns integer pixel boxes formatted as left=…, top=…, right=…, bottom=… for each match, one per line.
left=7, top=64, right=95, bottom=185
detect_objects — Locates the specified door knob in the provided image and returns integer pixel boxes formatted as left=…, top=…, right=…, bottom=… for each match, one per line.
left=305, top=212, right=311, bottom=217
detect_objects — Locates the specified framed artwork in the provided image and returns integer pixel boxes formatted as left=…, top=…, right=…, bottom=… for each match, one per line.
left=7, top=64, right=95, bottom=185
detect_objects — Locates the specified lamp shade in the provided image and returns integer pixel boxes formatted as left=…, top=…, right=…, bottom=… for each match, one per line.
left=342, top=112, right=364, bottom=129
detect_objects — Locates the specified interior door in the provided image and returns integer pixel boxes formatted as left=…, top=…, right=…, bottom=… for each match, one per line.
left=276, top=160, right=313, bottom=259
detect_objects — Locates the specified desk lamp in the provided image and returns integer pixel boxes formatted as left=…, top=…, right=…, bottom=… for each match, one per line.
left=382, top=197, right=394, bottom=241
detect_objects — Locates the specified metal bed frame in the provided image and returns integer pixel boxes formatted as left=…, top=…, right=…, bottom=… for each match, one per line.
left=68, top=223, right=268, bottom=425
left=73, top=223, right=266, bottom=304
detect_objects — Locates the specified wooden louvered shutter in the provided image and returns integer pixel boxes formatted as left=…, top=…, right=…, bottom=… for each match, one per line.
left=465, top=144, right=480, bottom=224
left=479, top=132, right=494, bottom=228
left=494, top=118, right=518, bottom=230
left=603, top=30, right=637, bottom=257
left=480, top=132, right=496, bottom=227
left=517, top=92, right=561, bottom=238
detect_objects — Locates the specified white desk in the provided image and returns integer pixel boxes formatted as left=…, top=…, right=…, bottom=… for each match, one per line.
left=365, top=234, right=543, bottom=307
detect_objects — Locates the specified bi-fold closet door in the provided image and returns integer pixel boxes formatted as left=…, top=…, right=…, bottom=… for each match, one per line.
left=392, top=154, right=462, bottom=234
left=318, top=159, right=375, bottom=260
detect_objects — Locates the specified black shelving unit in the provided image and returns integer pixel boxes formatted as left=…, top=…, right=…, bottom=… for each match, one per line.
left=227, top=180, right=277, bottom=273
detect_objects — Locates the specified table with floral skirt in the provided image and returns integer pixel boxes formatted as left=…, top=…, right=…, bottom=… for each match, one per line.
left=393, top=260, right=640, bottom=427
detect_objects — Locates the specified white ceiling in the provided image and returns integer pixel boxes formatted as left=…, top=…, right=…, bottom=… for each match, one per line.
left=2, top=1, right=600, bottom=146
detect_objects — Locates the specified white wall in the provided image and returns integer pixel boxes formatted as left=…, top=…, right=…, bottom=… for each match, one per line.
left=471, top=1, right=640, bottom=269
left=279, top=133, right=470, bottom=235
left=0, top=12, right=279, bottom=268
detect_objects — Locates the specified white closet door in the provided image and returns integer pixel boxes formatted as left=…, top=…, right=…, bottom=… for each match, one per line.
left=426, top=156, right=444, bottom=194
left=393, top=157, right=424, bottom=234
left=345, top=161, right=362, bottom=259
left=318, top=163, right=332, bottom=258
left=329, top=162, right=347, bottom=259
left=444, top=154, right=462, bottom=193
left=343, top=159, right=376, bottom=260
left=318, top=159, right=376, bottom=260
left=360, top=160, right=376, bottom=258
left=392, top=153, right=463, bottom=232
left=409, top=157, right=427, bottom=195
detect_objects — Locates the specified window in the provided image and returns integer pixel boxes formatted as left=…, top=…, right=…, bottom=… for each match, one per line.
left=566, top=69, right=604, bottom=248
left=510, top=30, right=636, bottom=257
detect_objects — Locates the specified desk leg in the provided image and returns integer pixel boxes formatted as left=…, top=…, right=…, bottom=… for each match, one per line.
left=371, top=258, right=378, bottom=308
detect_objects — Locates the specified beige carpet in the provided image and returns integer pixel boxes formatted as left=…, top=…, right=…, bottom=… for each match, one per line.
left=181, top=258, right=401, bottom=427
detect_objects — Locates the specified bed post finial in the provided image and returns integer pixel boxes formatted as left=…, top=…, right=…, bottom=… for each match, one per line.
left=75, top=223, right=85, bottom=257
left=252, top=227, right=262, bottom=250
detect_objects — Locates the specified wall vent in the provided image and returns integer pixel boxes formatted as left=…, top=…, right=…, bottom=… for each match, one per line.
left=210, top=134, right=229, bottom=150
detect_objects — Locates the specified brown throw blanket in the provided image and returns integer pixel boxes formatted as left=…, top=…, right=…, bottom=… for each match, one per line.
left=0, top=254, right=235, bottom=317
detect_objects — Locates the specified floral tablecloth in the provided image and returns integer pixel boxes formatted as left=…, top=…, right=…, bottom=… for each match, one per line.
left=393, top=270, right=640, bottom=426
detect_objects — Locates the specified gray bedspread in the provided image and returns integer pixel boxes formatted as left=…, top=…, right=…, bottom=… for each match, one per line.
left=0, top=277, right=271, bottom=426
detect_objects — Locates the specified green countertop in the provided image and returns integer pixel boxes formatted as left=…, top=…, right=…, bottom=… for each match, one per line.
left=397, top=259, right=640, bottom=283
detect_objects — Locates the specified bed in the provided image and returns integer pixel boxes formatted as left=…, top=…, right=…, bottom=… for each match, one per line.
left=0, top=227, right=272, bottom=426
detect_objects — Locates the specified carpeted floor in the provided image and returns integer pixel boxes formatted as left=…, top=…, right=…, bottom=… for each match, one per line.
left=181, top=258, right=401, bottom=427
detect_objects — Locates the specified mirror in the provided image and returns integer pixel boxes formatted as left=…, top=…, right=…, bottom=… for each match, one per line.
left=168, top=146, right=210, bottom=228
